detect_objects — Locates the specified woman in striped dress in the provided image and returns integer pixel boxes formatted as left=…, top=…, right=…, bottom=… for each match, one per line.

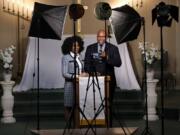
left=61, top=36, right=86, bottom=121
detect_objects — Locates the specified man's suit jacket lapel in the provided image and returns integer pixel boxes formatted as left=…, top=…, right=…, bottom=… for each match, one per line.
left=93, top=43, right=98, bottom=52
left=105, top=42, right=109, bottom=53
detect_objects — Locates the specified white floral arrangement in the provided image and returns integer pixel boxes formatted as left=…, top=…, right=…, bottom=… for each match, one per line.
left=0, top=45, right=16, bottom=73
left=139, top=42, right=161, bottom=68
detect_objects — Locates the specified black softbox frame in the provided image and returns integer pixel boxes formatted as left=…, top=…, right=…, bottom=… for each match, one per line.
left=110, top=5, right=141, bottom=45
left=29, top=2, right=67, bottom=40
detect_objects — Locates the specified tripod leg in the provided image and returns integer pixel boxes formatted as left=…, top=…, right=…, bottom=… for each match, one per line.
left=94, top=76, right=108, bottom=128
left=94, top=74, right=104, bottom=103
left=85, top=98, right=106, bottom=135
left=111, top=111, right=129, bottom=135
left=82, top=76, right=92, bottom=113
left=82, top=75, right=106, bottom=135
left=78, top=107, right=96, bottom=135
left=141, top=127, right=153, bottom=135
left=110, top=97, right=130, bottom=135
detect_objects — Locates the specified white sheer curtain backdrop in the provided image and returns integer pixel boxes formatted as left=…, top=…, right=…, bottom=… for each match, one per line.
left=13, top=35, right=140, bottom=92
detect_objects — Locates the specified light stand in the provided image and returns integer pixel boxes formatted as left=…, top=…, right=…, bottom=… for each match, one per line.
left=141, top=17, right=153, bottom=135
left=104, top=17, right=110, bottom=130
left=109, top=4, right=142, bottom=134
left=152, top=2, right=179, bottom=135
left=94, top=2, right=113, bottom=128
left=104, top=19, right=127, bottom=133
left=106, top=27, right=129, bottom=135
left=160, top=25, right=165, bottom=135
left=62, top=4, right=96, bottom=135
left=28, top=2, right=67, bottom=132
left=93, top=2, right=130, bottom=134
left=62, top=18, right=92, bottom=134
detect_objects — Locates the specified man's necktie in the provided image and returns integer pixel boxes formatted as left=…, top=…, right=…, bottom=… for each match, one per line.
left=99, top=45, right=103, bottom=54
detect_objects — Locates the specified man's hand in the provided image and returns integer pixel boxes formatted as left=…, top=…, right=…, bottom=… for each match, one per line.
left=100, top=51, right=108, bottom=60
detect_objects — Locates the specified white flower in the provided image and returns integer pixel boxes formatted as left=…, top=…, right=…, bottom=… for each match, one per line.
left=0, top=45, right=16, bottom=72
left=4, top=56, right=13, bottom=63
left=11, top=45, right=16, bottom=50
left=3, top=63, right=9, bottom=69
left=8, top=48, right=14, bottom=54
left=139, top=42, right=161, bottom=66
left=9, top=64, right=13, bottom=69
left=4, top=50, right=9, bottom=56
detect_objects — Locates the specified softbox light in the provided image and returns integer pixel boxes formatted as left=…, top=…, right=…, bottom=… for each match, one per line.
left=29, top=2, right=67, bottom=40
left=28, top=2, right=67, bottom=131
left=110, top=5, right=141, bottom=44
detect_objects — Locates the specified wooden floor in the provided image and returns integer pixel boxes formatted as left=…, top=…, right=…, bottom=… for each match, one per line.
left=31, top=127, right=138, bottom=135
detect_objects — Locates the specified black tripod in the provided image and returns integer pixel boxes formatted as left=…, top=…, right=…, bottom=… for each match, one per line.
left=81, top=60, right=107, bottom=135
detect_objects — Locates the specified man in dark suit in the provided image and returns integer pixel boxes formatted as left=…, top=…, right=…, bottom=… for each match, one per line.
left=84, top=29, right=122, bottom=127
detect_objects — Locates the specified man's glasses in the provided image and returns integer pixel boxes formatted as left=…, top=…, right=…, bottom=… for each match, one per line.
left=97, top=36, right=106, bottom=37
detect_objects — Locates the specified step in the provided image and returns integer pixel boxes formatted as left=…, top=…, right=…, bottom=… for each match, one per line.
left=13, top=100, right=64, bottom=112
left=114, top=89, right=143, bottom=100
left=112, top=109, right=144, bottom=119
left=113, top=99, right=144, bottom=110
left=13, top=89, right=64, bottom=101
left=0, top=88, right=145, bottom=121
left=14, top=110, right=65, bottom=121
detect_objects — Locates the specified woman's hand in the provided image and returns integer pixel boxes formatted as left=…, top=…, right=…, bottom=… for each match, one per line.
left=79, top=72, right=89, bottom=77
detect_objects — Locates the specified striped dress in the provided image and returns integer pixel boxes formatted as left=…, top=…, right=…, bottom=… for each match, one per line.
left=62, top=52, right=83, bottom=107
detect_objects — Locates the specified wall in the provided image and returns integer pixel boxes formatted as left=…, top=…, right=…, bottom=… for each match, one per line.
left=176, top=0, right=180, bottom=87
left=0, top=0, right=74, bottom=77
left=0, top=0, right=179, bottom=86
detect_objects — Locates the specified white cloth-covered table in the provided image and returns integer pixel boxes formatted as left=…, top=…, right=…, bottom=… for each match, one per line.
left=13, top=35, right=140, bottom=92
